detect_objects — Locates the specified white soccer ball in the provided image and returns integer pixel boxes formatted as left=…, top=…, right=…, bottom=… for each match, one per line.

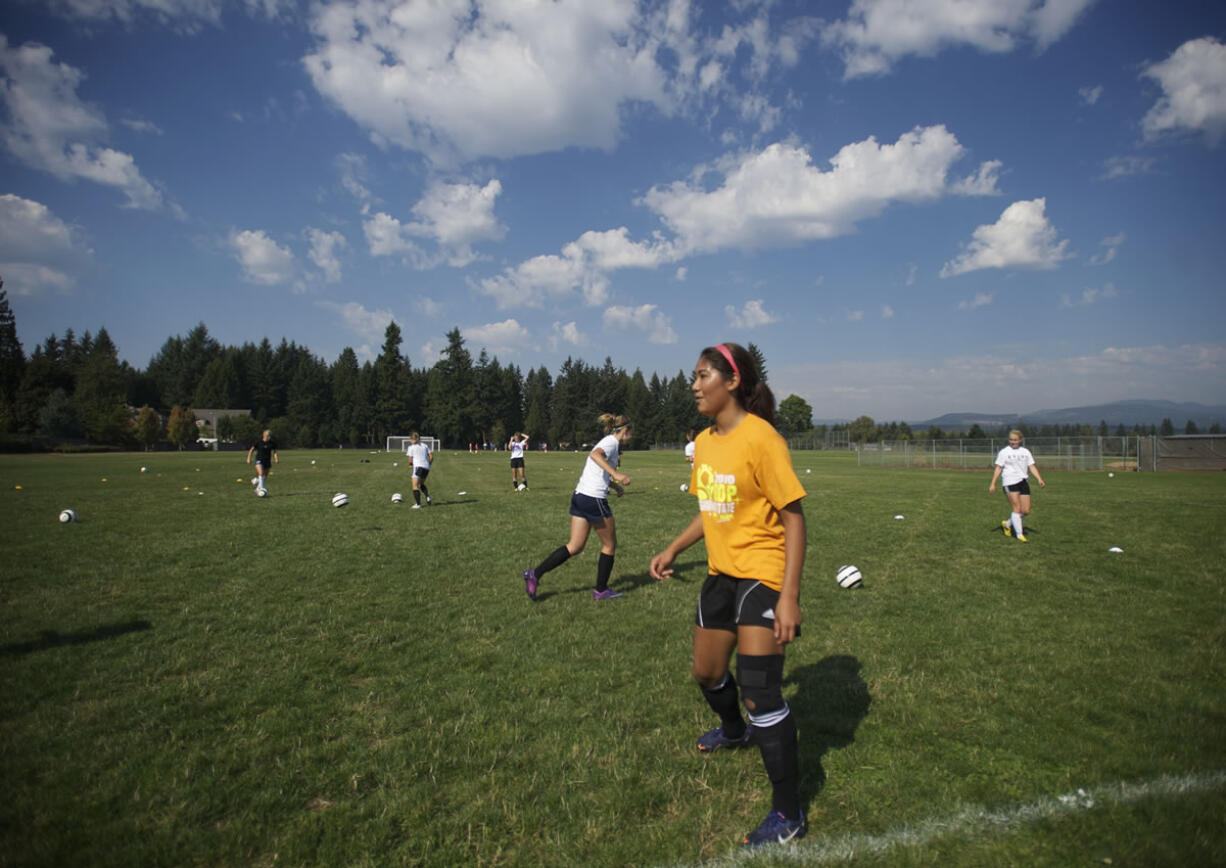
left=140, top=466, right=147, bottom=473
left=805, top=468, right=811, bottom=474
left=332, top=492, right=349, bottom=508
left=257, top=488, right=268, bottom=498
left=836, top=564, right=863, bottom=589
left=311, top=459, right=317, bottom=465
left=894, top=514, right=904, bottom=520
left=518, top=482, right=527, bottom=491
left=59, top=508, right=77, bottom=523
left=1108, top=472, right=1114, bottom=478
left=394, top=462, right=399, bottom=467
left=680, top=483, right=689, bottom=492
left=1108, top=546, right=1123, bottom=553
left=392, top=492, right=404, bottom=504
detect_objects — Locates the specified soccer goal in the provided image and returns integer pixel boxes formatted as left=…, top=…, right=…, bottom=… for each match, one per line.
left=386, top=435, right=441, bottom=454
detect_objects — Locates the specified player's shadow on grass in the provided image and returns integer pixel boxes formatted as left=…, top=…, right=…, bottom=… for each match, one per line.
left=1, top=619, right=152, bottom=657
left=530, top=558, right=705, bottom=601
left=786, top=654, right=871, bottom=806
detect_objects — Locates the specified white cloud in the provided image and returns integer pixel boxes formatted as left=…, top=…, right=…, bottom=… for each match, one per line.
left=603, top=303, right=677, bottom=345
left=0, top=36, right=169, bottom=211
left=336, top=152, right=375, bottom=212
left=725, top=298, right=778, bottom=328
left=940, top=198, right=1070, bottom=277
left=823, top=0, right=1096, bottom=79
left=1141, top=36, right=1226, bottom=146
left=318, top=300, right=394, bottom=353
left=1100, top=155, right=1156, bottom=180
left=1088, top=232, right=1124, bottom=266
left=957, top=292, right=994, bottom=310
left=303, top=0, right=672, bottom=164
left=881, top=304, right=895, bottom=319
left=230, top=229, right=295, bottom=285
left=0, top=193, right=90, bottom=294
left=905, top=263, right=917, bottom=286
left=1061, top=282, right=1117, bottom=308
left=846, top=309, right=865, bottom=322
left=364, top=179, right=505, bottom=268
left=38, top=0, right=223, bottom=27
left=1079, top=84, right=1103, bottom=105
left=415, top=296, right=443, bottom=318
left=552, top=321, right=586, bottom=347
left=463, top=318, right=532, bottom=355
left=674, top=266, right=688, bottom=282
left=307, top=228, right=346, bottom=282
left=643, top=126, right=999, bottom=254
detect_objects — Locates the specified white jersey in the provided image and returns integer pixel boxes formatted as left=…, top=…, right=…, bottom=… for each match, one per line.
left=509, top=438, right=526, bottom=460
left=995, top=445, right=1035, bottom=486
left=684, top=441, right=695, bottom=462
left=407, top=442, right=432, bottom=470
left=574, top=434, right=620, bottom=499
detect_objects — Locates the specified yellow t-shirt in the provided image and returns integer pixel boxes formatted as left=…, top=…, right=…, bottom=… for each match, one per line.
left=690, top=413, right=806, bottom=589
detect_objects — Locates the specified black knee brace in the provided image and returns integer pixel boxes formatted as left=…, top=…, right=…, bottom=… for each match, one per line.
left=736, top=654, right=788, bottom=727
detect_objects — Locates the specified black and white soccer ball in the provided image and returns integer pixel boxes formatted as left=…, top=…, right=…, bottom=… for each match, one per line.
left=59, top=508, right=78, bottom=523
left=836, top=564, right=863, bottom=589
left=391, top=492, right=404, bottom=504
left=332, top=492, right=349, bottom=508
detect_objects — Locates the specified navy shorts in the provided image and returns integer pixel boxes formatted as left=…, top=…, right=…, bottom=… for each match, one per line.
left=1004, top=479, right=1031, bottom=495
left=414, top=467, right=431, bottom=480
left=695, top=573, right=800, bottom=636
left=569, top=492, right=612, bottom=523
left=510, top=457, right=525, bottom=469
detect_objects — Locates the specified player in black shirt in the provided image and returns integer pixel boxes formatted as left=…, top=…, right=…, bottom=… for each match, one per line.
left=245, top=429, right=278, bottom=495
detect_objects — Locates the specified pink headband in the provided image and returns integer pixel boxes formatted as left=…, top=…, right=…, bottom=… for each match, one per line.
left=715, top=344, right=741, bottom=381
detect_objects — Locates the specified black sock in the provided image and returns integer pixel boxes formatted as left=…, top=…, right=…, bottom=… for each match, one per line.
left=535, top=545, right=570, bottom=577
left=756, top=713, right=800, bottom=819
left=701, top=674, right=746, bottom=739
left=421, top=484, right=429, bottom=500
left=595, top=552, right=614, bottom=591
left=413, top=490, right=421, bottom=505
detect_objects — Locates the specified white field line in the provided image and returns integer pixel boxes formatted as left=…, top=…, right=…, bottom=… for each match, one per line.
left=666, top=769, right=1226, bottom=868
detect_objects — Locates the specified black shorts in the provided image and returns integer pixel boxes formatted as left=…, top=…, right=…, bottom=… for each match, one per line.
left=510, top=457, right=525, bottom=469
left=414, top=467, right=431, bottom=480
left=569, top=492, right=611, bottom=523
left=695, top=573, right=800, bottom=635
left=1004, top=479, right=1031, bottom=495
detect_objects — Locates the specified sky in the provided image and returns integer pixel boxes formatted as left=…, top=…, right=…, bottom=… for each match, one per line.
left=1, top=0, right=1224, bottom=422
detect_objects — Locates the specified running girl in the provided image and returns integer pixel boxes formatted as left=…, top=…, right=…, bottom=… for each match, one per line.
left=406, top=432, right=433, bottom=508
left=988, top=428, right=1046, bottom=541
left=650, top=342, right=808, bottom=849
left=523, top=414, right=632, bottom=601
left=245, top=429, right=278, bottom=496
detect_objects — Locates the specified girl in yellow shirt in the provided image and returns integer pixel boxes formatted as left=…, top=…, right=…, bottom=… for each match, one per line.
left=650, top=342, right=807, bottom=848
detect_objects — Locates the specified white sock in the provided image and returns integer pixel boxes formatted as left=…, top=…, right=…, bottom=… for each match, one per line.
left=1011, top=512, right=1024, bottom=536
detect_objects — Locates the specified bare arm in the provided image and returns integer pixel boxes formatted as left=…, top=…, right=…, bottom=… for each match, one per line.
left=1029, top=464, right=1045, bottom=487
left=649, top=513, right=705, bottom=580
left=245, top=447, right=254, bottom=464
left=988, top=465, right=1002, bottom=492
left=773, top=501, right=805, bottom=644
left=589, top=446, right=629, bottom=486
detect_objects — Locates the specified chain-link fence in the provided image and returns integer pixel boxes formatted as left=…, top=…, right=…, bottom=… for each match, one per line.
left=855, top=436, right=1141, bottom=471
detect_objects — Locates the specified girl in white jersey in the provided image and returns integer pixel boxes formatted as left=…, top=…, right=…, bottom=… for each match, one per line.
left=988, top=429, right=1045, bottom=541
left=508, top=432, right=529, bottom=490
left=523, top=414, right=632, bottom=601
left=406, top=432, right=433, bottom=508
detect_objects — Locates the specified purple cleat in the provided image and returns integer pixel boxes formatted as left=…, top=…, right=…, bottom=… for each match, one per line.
left=523, top=568, right=538, bottom=601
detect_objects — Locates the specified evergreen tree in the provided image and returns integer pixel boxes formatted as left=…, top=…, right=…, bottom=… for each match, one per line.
left=76, top=328, right=132, bottom=444
left=135, top=405, right=162, bottom=450
left=522, top=366, right=552, bottom=443
left=746, top=342, right=768, bottom=383
left=0, top=282, right=25, bottom=433
left=425, top=327, right=475, bottom=446
left=330, top=347, right=362, bottom=444
left=374, top=322, right=411, bottom=441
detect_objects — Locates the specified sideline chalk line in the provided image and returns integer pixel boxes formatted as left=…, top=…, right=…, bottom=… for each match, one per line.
left=662, top=769, right=1226, bottom=868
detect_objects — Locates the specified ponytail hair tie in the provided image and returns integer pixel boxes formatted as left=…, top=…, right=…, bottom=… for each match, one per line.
left=715, top=344, right=741, bottom=382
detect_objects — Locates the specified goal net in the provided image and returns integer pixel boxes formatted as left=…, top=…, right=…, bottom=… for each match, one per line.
left=855, top=436, right=1140, bottom=471
left=386, top=435, right=441, bottom=454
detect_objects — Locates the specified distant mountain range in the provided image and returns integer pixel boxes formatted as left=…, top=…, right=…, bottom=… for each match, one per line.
left=817, top=400, right=1226, bottom=429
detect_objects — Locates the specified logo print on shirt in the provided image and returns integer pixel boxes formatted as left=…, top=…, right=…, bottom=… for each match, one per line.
left=695, top=463, right=738, bottom=522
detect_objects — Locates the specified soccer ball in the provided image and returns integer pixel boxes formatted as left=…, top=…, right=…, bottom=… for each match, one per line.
left=311, top=459, right=317, bottom=465
left=140, top=466, right=147, bottom=473
left=680, top=483, right=689, bottom=492
left=332, top=492, right=349, bottom=508
left=518, top=483, right=527, bottom=491
left=836, top=565, right=863, bottom=589
left=392, top=492, right=404, bottom=504
left=59, top=508, right=78, bottom=523
left=257, top=488, right=268, bottom=498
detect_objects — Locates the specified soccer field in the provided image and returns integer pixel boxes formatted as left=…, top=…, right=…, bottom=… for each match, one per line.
left=2, top=449, right=1224, bottom=867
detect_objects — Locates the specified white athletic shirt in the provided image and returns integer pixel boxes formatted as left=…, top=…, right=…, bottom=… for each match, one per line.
left=995, top=445, right=1035, bottom=486
left=509, top=438, right=526, bottom=460
left=407, top=442, right=432, bottom=470
left=684, top=441, right=695, bottom=462
left=574, top=434, right=620, bottom=499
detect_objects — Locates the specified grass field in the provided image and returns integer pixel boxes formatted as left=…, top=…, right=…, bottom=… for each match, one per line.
left=1, top=448, right=1224, bottom=868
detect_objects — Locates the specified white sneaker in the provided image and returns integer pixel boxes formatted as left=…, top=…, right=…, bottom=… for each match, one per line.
left=411, top=504, right=422, bottom=509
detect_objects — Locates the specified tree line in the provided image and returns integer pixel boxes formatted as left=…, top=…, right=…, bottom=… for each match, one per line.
left=0, top=286, right=819, bottom=451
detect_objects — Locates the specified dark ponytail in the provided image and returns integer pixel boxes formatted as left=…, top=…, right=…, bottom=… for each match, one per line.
left=700, top=342, right=776, bottom=425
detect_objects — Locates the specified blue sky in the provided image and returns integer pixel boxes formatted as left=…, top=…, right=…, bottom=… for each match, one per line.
left=1, top=0, right=1224, bottom=421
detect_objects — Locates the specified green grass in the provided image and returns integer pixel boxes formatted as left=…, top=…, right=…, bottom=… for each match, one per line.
left=1, top=449, right=1224, bottom=867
